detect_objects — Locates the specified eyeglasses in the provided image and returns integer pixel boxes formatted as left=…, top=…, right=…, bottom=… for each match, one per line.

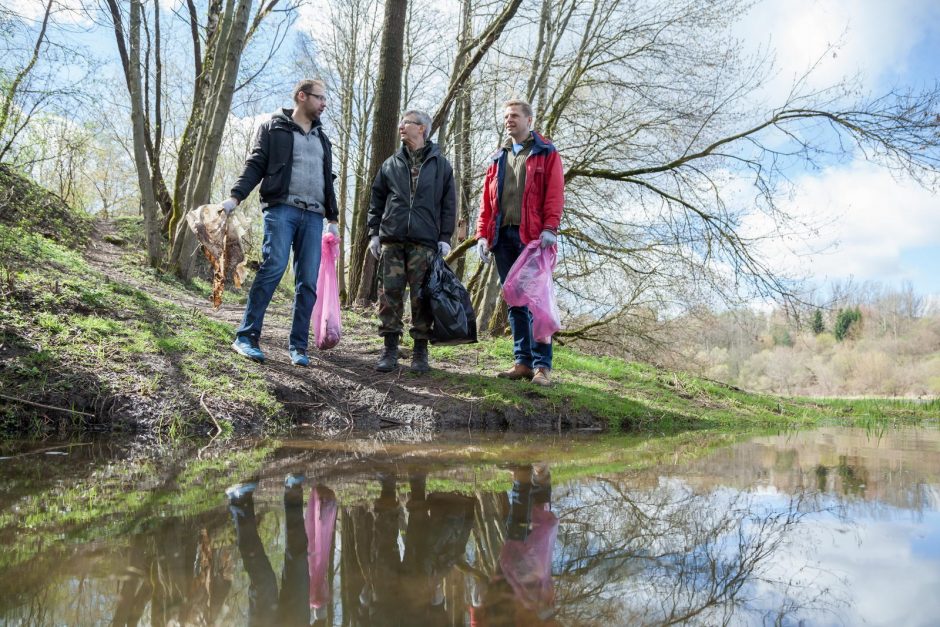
left=303, top=91, right=327, bottom=102
left=399, top=119, right=422, bottom=127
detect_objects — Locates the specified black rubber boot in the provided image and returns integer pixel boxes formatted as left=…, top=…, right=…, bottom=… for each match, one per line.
left=411, top=339, right=430, bottom=373
left=376, top=334, right=399, bottom=372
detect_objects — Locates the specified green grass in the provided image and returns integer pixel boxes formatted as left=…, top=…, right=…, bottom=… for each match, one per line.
left=427, top=336, right=937, bottom=432
left=0, top=221, right=280, bottom=436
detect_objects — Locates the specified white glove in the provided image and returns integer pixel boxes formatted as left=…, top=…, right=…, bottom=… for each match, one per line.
left=221, top=197, right=238, bottom=214
left=369, top=235, right=381, bottom=259
left=327, top=222, right=339, bottom=237
left=539, top=230, right=556, bottom=249
left=438, top=241, right=451, bottom=256
left=476, top=238, right=490, bottom=263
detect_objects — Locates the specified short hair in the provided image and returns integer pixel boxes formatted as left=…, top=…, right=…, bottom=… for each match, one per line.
left=292, top=79, right=326, bottom=103
left=402, top=109, right=432, bottom=141
left=504, top=99, right=533, bottom=118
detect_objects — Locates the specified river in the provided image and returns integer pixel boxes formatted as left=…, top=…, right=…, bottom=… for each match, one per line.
left=1, top=425, right=938, bottom=625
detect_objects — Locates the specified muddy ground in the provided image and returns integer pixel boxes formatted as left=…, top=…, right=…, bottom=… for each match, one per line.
left=83, top=221, right=601, bottom=436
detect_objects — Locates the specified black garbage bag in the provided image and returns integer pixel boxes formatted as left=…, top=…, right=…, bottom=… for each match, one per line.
left=421, top=254, right=477, bottom=345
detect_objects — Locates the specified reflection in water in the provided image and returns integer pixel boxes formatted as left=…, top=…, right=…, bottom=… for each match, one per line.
left=1, top=428, right=940, bottom=625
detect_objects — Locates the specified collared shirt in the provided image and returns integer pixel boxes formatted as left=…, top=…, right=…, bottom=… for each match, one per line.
left=499, top=134, right=534, bottom=226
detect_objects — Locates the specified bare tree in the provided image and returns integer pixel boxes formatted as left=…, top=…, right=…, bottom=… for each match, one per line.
left=348, top=0, right=409, bottom=304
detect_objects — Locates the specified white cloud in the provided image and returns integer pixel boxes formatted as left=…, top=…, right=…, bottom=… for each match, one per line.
left=746, top=161, right=940, bottom=285
left=736, top=0, right=940, bottom=102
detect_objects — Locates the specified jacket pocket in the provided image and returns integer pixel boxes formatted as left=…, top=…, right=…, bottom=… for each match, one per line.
left=259, top=162, right=287, bottom=197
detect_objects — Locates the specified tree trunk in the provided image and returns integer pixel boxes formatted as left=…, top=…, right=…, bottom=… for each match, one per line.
left=126, top=0, right=163, bottom=267
left=476, top=264, right=508, bottom=336
left=169, top=0, right=253, bottom=279
left=349, top=0, right=408, bottom=305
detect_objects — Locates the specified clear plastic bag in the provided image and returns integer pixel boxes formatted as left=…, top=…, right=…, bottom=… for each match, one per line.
left=502, top=241, right=562, bottom=343
left=185, top=204, right=247, bottom=309
left=312, top=232, right=342, bottom=349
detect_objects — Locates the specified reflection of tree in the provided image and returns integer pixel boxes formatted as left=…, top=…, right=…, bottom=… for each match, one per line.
left=837, top=456, right=867, bottom=497
left=110, top=515, right=234, bottom=627
left=551, top=479, right=841, bottom=626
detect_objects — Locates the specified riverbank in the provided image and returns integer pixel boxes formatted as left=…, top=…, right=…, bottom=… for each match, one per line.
left=0, top=166, right=936, bottom=438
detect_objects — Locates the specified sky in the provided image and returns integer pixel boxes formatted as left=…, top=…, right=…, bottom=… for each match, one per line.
left=734, top=0, right=940, bottom=297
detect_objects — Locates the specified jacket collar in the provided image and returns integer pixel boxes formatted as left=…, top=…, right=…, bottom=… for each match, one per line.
left=272, top=108, right=323, bottom=132
left=397, top=140, right=439, bottom=161
left=489, top=130, right=554, bottom=162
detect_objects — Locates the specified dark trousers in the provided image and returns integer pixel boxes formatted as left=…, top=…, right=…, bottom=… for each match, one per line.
left=232, top=489, right=310, bottom=626
left=493, top=225, right=553, bottom=370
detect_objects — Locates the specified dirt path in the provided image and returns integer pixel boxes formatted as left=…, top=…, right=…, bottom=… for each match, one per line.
left=84, top=221, right=576, bottom=433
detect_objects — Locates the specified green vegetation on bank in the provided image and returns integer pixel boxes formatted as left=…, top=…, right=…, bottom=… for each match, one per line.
left=0, top=166, right=936, bottom=438
left=428, top=336, right=935, bottom=432
left=0, top=166, right=282, bottom=436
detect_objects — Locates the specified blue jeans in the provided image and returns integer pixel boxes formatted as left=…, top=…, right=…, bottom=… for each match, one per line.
left=236, top=204, right=323, bottom=351
left=493, top=225, right=553, bottom=370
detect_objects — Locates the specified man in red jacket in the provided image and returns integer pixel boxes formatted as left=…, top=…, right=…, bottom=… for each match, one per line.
left=475, top=100, right=564, bottom=387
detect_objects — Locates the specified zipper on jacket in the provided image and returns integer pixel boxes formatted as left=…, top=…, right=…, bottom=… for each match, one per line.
left=406, top=153, right=434, bottom=240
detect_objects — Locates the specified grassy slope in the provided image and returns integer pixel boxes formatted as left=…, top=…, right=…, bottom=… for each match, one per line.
left=0, top=166, right=936, bottom=437
left=0, top=165, right=281, bottom=435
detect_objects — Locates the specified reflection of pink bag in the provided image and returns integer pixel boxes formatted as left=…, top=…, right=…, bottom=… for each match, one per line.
left=312, top=233, right=341, bottom=349
left=305, top=485, right=338, bottom=609
left=499, top=504, right=559, bottom=615
left=502, top=241, right=562, bottom=343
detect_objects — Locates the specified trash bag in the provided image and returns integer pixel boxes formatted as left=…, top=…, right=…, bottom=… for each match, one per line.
left=499, top=504, right=559, bottom=616
left=312, top=232, right=342, bottom=349
left=502, top=241, right=562, bottom=343
left=421, top=254, right=477, bottom=345
left=305, top=485, right=338, bottom=611
left=185, top=204, right=247, bottom=309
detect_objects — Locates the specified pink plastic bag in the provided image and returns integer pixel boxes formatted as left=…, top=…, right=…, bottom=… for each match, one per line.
left=499, top=504, right=559, bottom=615
left=305, top=485, right=338, bottom=610
left=312, top=232, right=342, bottom=349
left=502, top=241, right=562, bottom=343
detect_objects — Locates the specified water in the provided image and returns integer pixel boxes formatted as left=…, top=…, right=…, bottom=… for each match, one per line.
left=1, top=426, right=939, bottom=626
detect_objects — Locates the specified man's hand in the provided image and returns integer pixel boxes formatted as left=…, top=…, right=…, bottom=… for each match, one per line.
left=476, top=238, right=490, bottom=263
left=369, top=235, right=381, bottom=259
left=327, top=222, right=339, bottom=237
left=539, top=230, right=556, bottom=249
left=221, top=197, right=238, bottom=215
left=438, top=241, right=451, bottom=256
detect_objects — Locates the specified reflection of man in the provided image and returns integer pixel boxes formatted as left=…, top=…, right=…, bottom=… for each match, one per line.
left=226, top=475, right=310, bottom=626
left=346, top=472, right=475, bottom=626
left=472, top=463, right=559, bottom=626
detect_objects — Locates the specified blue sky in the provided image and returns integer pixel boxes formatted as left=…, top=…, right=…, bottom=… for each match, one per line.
left=735, top=0, right=940, bottom=297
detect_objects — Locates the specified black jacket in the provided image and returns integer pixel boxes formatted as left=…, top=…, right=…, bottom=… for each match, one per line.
left=368, top=142, right=456, bottom=249
left=230, top=109, right=338, bottom=221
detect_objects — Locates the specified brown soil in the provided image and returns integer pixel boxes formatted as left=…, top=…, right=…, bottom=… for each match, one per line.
left=84, top=221, right=595, bottom=435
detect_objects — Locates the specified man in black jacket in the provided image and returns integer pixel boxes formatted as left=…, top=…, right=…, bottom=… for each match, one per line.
left=367, top=110, right=456, bottom=373
left=221, top=79, right=339, bottom=366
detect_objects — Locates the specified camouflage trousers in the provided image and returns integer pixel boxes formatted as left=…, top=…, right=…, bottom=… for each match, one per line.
left=378, top=242, right=435, bottom=340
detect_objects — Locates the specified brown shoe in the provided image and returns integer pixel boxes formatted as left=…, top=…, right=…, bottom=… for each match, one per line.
left=496, top=363, right=534, bottom=380
left=531, top=368, right=552, bottom=387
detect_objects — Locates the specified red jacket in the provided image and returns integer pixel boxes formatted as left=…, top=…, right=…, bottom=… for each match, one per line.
left=476, top=131, right=564, bottom=248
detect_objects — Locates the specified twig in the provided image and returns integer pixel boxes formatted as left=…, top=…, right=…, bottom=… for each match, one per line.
left=1, top=442, right=92, bottom=459
left=199, top=391, right=223, bottom=437
left=0, top=392, right=95, bottom=417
